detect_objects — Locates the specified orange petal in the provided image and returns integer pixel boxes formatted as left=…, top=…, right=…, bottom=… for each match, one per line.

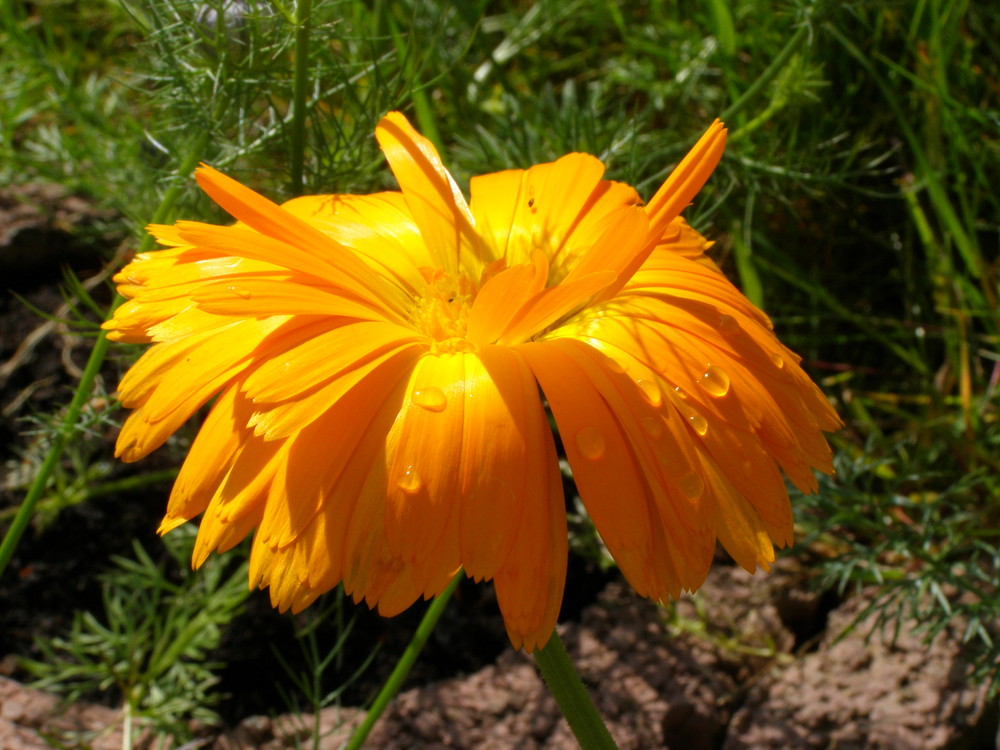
left=160, top=384, right=249, bottom=533
left=644, top=120, right=727, bottom=240
left=375, top=112, right=482, bottom=274
left=459, top=346, right=553, bottom=583
left=194, top=166, right=409, bottom=316
left=115, top=316, right=288, bottom=462
left=518, top=339, right=715, bottom=600
left=382, top=353, right=466, bottom=568
left=281, top=192, right=432, bottom=294
left=491, top=355, right=567, bottom=652
left=466, top=250, right=548, bottom=345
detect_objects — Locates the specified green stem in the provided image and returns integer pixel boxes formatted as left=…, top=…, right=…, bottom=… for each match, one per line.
left=720, top=23, right=809, bottom=125
left=343, top=572, right=462, bottom=750
left=0, top=132, right=208, bottom=581
left=289, top=0, right=313, bottom=196
left=534, top=630, right=618, bottom=750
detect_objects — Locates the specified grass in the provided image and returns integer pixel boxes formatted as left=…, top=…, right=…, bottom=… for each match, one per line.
left=1, top=0, right=998, bottom=742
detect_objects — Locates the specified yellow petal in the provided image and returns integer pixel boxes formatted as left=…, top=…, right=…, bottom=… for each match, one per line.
left=115, top=316, right=288, bottom=461
left=248, top=345, right=423, bottom=441
left=243, top=320, right=422, bottom=404
left=281, top=192, right=432, bottom=293
left=194, top=166, right=409, bottom=316
left=375, top=112, right=482, bottom=275
left=469, top=153, right=605, bottom=269
left=160, top=384, right=250, bottom=534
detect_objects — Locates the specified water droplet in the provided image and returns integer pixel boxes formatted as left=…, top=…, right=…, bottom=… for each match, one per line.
left=674, top=386, right=688, bottom=400
left=637, top=379, right=662, bottom=406
left=604, top=356, right=626, bottom=374
left=397, top=465, right=422, bottom=494
left=717, top=314, right=739, bottom=334
left=228, top=285, right=252, bottom=299
left=770, top=351, right=785, bottom=368
left=574, top=426, right=606, bottom=460
left=641, top=416, right=664, bottom=439
left=678, top=472, right=705, bottom=499
left=687, top=414, right=708, bottom=435
left=412, top=387, right=446, bottom=412
left=698, top=365, right=731, bottom=398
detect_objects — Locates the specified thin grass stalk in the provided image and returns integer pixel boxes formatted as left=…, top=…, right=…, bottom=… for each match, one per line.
left=825, top=23, right=982, bottom=283
left=290, top=0, right=314, bottom=196
left=0, top=131, right=210, bottom=581
left=720, top=22, right=809, bottom=125
left=343, top=571, right=462, bottom=750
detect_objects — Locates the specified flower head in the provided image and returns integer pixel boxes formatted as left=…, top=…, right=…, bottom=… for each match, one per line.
left=105, top=113, right=840, bottom=651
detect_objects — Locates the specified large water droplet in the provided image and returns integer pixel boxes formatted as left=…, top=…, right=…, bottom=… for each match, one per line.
left=717, top=314, right=739, bottom=334
left=228, top=285, right=252, bottom=299
left=688, top=414, right=708, bottom=435
left=604, top=355, right=626, bottom=374
left=698, top=365, right=731, bottom=398
left=678, top=472, right=705, bottom=499
left=574, top=426, right=606, bottom=460
left=637, top=379, right=662, bottom=406
left=641, top=415, right=664, bottom=439
left=397, top=465, right=422, bottom=494
left=412, top=387, right=447, bottom=412
left=770, top=351, right=785, bottom=368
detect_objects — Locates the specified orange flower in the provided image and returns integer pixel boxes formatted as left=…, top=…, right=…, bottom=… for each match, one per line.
left=105, top=113, right=840, bottom=651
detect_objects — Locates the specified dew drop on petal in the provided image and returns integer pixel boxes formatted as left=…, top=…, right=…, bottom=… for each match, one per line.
left=637, top=379, right=662, bottom=406
left=574, top=426, right=606, bottom=460
left=397, top=465, right=422, bottom=495
left=412, top=387, right=447, bottom=412
left=228, top=285, right=252, bottom=299
left=674, top=386, right=688, bottom=400
left=678, top=472, right=705, bottom=499
left=770, top=351, right=785, bottom=368
left=604, top=356, right=626, bottom=374
left=698, top=365, right=731, bottom=397
left=688, top=414, right=708, bottom=435
left=717, top=314, right=739, bottom=334
left=641, top=416, right=664, bottom=439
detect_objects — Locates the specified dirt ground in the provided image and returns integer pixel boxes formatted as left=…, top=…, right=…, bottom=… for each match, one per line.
left=2, top=566, right=997, bottom=749
left=2, top=184, right=998, bottom=749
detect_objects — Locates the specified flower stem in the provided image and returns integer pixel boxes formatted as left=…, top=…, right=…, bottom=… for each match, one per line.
left=0, top=132, right=208, bottom=582
left=343, top=571, right=462, bottom=750
left=289, top=0, right=313, bottom=196
left=534, top=630, right=618, bottom=750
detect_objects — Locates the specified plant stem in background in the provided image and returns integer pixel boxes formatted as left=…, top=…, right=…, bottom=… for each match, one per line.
left=343, top=571, right=462, bottom=750
left=721, top=22, right=809, bottom=127
left=534, top=630, right=618, bottom=750
left=290, top=0, right=314, bottom=196
left=0, top=131, right=209, bottom=582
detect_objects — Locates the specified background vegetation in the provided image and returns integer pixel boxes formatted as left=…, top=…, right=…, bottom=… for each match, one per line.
left=1, top=0, right=998, bottom=744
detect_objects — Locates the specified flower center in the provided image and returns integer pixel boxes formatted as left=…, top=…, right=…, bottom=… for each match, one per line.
left=413, top=267, right=477, bottom=353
